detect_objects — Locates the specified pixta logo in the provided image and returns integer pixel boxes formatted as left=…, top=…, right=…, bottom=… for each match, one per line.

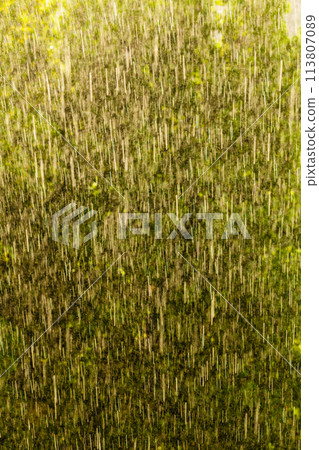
left=52, top=203, right=97, bottom=249
left=118, top=213, right=251, bottom=240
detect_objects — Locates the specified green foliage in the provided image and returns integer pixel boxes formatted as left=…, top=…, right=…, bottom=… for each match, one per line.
left=0, top=0, right=300, bottom=447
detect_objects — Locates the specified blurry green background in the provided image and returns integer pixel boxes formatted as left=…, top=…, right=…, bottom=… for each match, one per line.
left=0, top=0, right=300, bottom=447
